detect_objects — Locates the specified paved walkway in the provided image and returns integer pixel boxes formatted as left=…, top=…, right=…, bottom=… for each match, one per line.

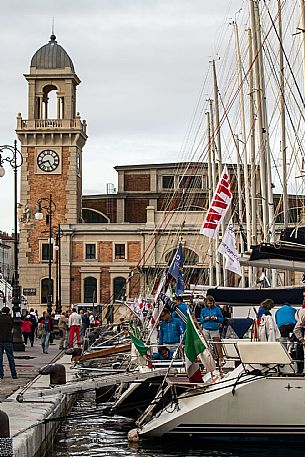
left=0, top=339, right=63, bottom=399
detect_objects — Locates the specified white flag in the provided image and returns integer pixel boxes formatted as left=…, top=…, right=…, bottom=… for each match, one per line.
left=200, top=166, right=232, bottom=238
left=218, top=220, right=241, bottom=276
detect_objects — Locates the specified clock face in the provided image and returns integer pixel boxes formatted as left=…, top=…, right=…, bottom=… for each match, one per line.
left=37, top=150, right=59, bottom=172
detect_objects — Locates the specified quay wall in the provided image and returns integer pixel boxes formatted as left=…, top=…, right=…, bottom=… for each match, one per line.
left=0, top=354, right=76, bottom=457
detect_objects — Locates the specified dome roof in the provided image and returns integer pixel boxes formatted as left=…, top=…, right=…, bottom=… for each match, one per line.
left=30, top=35, right=75, bottom=72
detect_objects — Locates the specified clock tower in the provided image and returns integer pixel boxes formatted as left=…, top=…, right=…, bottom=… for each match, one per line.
left=16, top=34, right=87, bottom=311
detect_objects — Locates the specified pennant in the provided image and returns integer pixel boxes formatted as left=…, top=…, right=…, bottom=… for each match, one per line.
left=184, top=313, right=215, bottom=382
left=218, top=220, right=241, bottom=276
left=200, top=166, right=232, bottom=238
left=168, top=241, right=183, bottom=281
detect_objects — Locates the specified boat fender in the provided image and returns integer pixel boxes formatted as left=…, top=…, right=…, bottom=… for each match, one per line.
left=128, top=428, right=139, bottom=442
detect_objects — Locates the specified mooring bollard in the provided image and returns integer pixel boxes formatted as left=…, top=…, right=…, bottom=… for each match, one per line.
left=0, top=410, right=13, bottom=457
left=39, top=363, right=66, bottom=385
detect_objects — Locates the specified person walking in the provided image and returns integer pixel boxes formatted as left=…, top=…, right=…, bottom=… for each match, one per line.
left=29, top=308, right=38, bottom=347
left=38, top=311, right=53, bottom=354
left=0, top=306, right=17, bottom=379
left=69, top=308, right=82, bottom=348
left=21, top=315, right=32, bottom=345
left=58, top=312, right=68, bottom=350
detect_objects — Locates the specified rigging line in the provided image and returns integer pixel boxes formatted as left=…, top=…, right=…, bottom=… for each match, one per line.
left=116, top=4, right=280, bottom=290
left=263, top=0, right=305, bottom=108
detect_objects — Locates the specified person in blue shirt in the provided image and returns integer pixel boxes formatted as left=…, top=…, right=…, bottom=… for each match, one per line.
left=152, top=346, right=173, bottom=360
left=275, top=302, right=297, bottom=337
left=172, top=296, right=188, bottom=338
left=200, top=296, right=224, bottom=366
left=158, top=309, right=184, bottom=346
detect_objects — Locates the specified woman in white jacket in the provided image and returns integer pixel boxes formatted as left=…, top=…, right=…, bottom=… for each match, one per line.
left=258, top=310, right=281, bottom=342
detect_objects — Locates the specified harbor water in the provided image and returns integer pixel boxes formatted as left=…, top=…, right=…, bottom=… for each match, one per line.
left=48, top=394, right=305, bottom=457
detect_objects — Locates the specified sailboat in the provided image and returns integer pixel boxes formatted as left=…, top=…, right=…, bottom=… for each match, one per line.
left=123, top=0, right=305, bottom=442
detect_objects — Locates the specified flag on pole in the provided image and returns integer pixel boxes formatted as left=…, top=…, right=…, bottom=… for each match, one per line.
left=168, top=241, right=183, bottom=280
left=184, top=313, right=215, bottom=382
left=168, top=241, right=184, bottom=296
left=129, top=332, right=148, bottom=357
left=218, top=219, right=241, bottom=276
left=200, top=166, right=232, bottom=238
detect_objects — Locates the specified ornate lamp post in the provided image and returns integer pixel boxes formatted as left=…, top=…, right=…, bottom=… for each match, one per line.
left=0, top=140, right=25, bottom=351
left=55, top=224, right=62, bottom=314
left=35, top=194, right=56, bottom=316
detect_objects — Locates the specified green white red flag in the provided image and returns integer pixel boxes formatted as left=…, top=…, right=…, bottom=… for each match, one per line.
left=184, top=313, right=215, bottom=382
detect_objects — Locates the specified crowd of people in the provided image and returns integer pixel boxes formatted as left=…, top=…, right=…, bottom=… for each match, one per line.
left=150, top=294, right=305, bottom=373
left=2, top=293, right=305, bottom=380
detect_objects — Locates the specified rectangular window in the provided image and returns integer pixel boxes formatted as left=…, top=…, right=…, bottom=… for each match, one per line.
left=42, top=243, right=53, bottom=261
left=85, top=244, right=96, bottom=260
left=162, top=175, right=174, bottom=189
left=179, top=175, right=202, bottom=190
left=115, top=244, right=125, bottom=259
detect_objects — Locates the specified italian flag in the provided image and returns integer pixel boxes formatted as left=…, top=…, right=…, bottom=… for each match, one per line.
left=184, top=313, right=215, bottom=382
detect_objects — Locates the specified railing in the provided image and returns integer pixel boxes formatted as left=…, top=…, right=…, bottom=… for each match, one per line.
left=17, top=117, right=87, bottom=134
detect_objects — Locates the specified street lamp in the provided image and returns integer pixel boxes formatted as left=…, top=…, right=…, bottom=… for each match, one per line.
left=35, top=194, right=56, bottom=316
left=54, top=224, right=62, bottom=314
left=0, top=140, right=25, bottom=351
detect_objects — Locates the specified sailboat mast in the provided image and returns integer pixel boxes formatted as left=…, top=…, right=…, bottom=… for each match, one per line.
left=209, top=98, right=222, bottom=285
left=233, top=20, right=252, bottom=286
left=235, top=134, right=246, bottom=287
left=248, top=27, right=258, bottom=284
left=278, top=0, right=288, bottom=228
left=212, top=60, right=227, bottom=286
left=249, top=0, right=269, bottom=241
left=206, top=110, right=214, bottom=286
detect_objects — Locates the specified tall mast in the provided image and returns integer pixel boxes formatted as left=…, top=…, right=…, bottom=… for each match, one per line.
left=248, top=27, right=258, bottom=284
left=235, top=134, right=246, bottom=287
left=278, top=0, right=288, bottom=228
left=209, top=98, right=222, bottom=285
left=253, top=0, right=276, bottom=285
left=212, top=60, right=227, bottom=285
left=249, top=0, right=269, bottom=241
left=278, top=0, right=290, bottom=286
left=206, top=110, right=214, bottom=286
left=233, top=20, right=252, bottom=286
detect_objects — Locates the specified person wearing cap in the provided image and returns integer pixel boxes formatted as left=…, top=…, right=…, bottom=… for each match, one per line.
left=158, top=309, right=184, bottom=346
left=0, top=307, right=17, bottom=379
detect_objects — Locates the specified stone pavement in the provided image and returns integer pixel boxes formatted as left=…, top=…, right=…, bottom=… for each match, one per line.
left=0, top=339, right=63, bottom=399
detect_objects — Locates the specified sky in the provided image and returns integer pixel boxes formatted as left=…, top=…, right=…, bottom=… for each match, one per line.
left=0, top=0, right=244, bottom=233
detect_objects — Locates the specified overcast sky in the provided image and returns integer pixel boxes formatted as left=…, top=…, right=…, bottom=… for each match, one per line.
left=0, top=0, right=243, bottom=233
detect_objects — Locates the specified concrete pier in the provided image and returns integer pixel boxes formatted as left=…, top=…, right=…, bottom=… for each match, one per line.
left=0, top=343, right=77, bottom=456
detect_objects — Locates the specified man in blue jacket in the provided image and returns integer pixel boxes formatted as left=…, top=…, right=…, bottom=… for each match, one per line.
left=158, top=309, right=184, bottom=346
left=275, top=302, right=296, bottom=337
left=200, top=296, right=224, bottom=366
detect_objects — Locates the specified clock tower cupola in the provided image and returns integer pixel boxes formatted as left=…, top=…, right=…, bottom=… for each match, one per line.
left=17, top=34, right=87, bottom=310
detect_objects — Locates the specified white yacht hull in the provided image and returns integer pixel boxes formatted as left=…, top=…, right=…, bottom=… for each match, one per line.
left=138, top=367, right=305, bottom=441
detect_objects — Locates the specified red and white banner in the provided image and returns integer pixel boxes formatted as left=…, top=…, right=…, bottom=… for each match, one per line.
left=200, top=166, right=232, bottom=238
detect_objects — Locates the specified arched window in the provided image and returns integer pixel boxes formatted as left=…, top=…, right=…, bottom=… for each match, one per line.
left=113, top=277, right=126, bottom=301
left=82, top=209, right=109, bottom=224
left=165, top=247, right=199, bottom=266
left=42, top=84, right=59, bottom=119
left=41, top=278, right=54, bottom=304
left=84, top=277, right=97, bottom=303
